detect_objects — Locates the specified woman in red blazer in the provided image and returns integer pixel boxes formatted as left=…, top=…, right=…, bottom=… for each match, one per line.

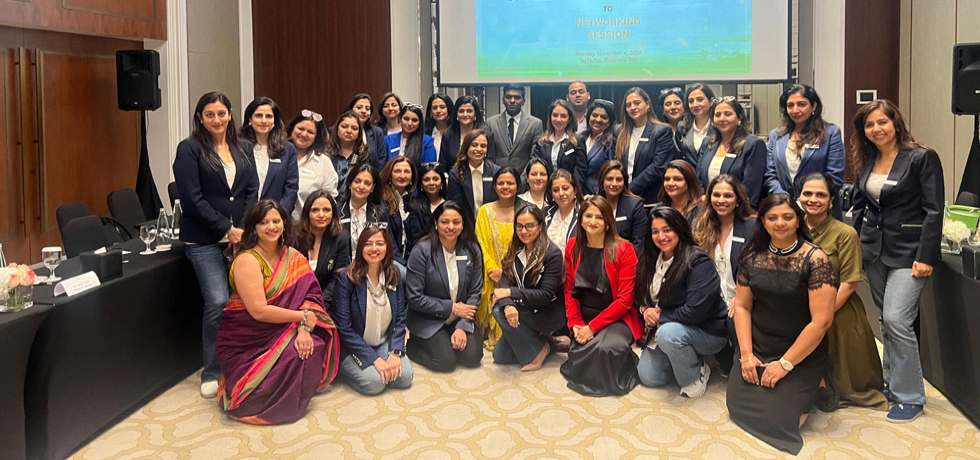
left=560, top=195, right=641, bottom=396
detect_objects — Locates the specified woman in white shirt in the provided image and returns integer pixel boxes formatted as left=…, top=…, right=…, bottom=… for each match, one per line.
left=241, top=97, right=298, bottom=214
left=333, top=226, right=413, bottom=395
left=286, top=110, right=339, bottom=220
left=544, top=168, right=581, bottom=255
left=380, top=156, right=417, bottom=258
left=679, top=83, right=716, bottom=164
left=424, top=93, right=455, bottom=160
left=531, top=100, right=587, bottom=188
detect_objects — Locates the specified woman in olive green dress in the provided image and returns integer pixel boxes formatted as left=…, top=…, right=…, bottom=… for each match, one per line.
left=797, top=172, right=888, bottom=410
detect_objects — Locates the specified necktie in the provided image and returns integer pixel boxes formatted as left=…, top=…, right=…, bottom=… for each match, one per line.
left=508, top=117, right=515, bottom=143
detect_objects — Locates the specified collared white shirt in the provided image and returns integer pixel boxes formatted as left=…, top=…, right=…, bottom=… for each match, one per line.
left=628, top=125, right=644, bottom=179
left=715, top=226, right=736, bottom=304
left=432, top=128, right=444, bottom=157
left=547, top=208, right=575, bottom=254
left=518, top=191, right=546, bottom=210
left=253, top=144, right=270, bottom=197
left=350, top=203, right=367, bottom=254
left=507, top=112, right=522, bottom=143
left=707, top=154, right=725, bottom=183
left=363, top=272, right=392, bottom=346
left=586, top=135, right=595, bottom=153
left=470, top=162, right=485, bottom=210
left=398, top=135, right=407, bottom=157
left=550, top=133, right=568, bottom=169
left=648, top=253, right=674, bottom=307
left=222, top=160, right=236, bottom=190
left=443, top=246, right=459, bottom=324
left=692, top=120, right=711, bottom=153
left=293, top=152, right=340, bottom=220
left=430, top=198, right=445, bottom=213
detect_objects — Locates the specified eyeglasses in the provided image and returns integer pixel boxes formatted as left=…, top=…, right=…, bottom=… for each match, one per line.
left=712, top=96, right=737, bottom=104
left=301, top=109, right=323, bottom=122
left=660, top=87, right=683, bottom=96
left=514, top=222, right=540, bottom=231
left=592, top=98, right=614, bottom=107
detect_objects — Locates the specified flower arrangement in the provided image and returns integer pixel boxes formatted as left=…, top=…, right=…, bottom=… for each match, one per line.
left=943, top=220, right=971, bottom=242
left=0, top=263, right=35, bottom=312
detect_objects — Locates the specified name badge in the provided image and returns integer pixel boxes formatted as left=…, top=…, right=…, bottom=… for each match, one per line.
left=455, top=255, right=468, bottom=261
left=390, top=147, right=400, bottom=153
left=340, top=218, right=351, bottom=224
left=270, top=158, right=282, bottom=163
left=615, top=215, right=627, bottom=222
left=639, top=137, right=649, bottom=142
left=483, top=177, right=493, bottom=182
left=803, top=143, right=820, bottom=150
left=725, top=153, right=737, bottom=158
left=884, top=179, right=898, bottom=186
left=564, top=149, right=575, bottom=156
left=732, top=236, right=745, bottom=243
left=54, top=271, right=101, bottom=297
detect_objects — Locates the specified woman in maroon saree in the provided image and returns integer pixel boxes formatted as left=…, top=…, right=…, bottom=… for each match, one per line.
left=216, top=199, right=340, bottom=424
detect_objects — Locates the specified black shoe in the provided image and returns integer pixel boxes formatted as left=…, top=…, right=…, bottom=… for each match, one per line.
left=715, top=344, right=734, bottom=379
left=816, top=365, right=840, bottom=412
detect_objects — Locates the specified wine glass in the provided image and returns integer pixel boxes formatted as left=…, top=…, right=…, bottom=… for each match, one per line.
left=140, top=223, right=157, bottom=255
left=41, top=246, right=63, bottom=283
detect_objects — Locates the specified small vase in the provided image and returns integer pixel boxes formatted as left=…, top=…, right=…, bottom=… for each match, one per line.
left=948, top=238, right=963, bottom=255
left=1, top=284, right=33, bottom=312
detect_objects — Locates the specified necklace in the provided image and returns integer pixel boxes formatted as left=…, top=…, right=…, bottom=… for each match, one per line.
left=768, top=237, right=801, bottom=256
left=368, top=275, right=388, bottom=304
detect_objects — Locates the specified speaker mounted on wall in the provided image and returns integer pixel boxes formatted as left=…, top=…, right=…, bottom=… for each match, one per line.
left=953, top=43, right=980, bottom=115
left=116, top=50, right=161, bottom=111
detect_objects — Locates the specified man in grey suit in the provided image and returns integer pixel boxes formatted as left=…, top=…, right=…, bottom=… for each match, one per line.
left=487, top=84, right=543, bottom=173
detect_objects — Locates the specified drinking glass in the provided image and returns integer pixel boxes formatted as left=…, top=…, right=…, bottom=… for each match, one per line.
left=140, top=223, right=157, bottom=255
left=41, top=246, right=63, bottom=283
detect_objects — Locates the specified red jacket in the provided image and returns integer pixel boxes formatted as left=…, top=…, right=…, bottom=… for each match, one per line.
left=564, top=238, right=642, bottom=340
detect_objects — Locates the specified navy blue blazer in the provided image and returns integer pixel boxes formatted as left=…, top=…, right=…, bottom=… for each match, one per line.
left=405, top=239, right=484, bottom=339
left=576, top=134, right=616, bottom=195
left=494, top=243, right=566, bottom=334
left=677, top=120, right=703, bottom=165
left=404, top=196, right=439, bottom=255
left=365, top=125, right=388, bottom=170
left=696, top=134, right=767, bottom=208
left=544, top=204, right=578, bottom=246
left=447, top=161, right=501, bottom=223
left=727, top=217, right=756, bottom=278
left=256, top=141, right=299, bottom=215
left=337, top=199, right=405, bottom=265
left=852, top=147, right=944, bottom=268
left=438, top=127, right=496, bottom=175
left=764, top=124, right=845, bottom=199
left=531, top=136, right=588, bottom=190
left=648, top=249, right=728, bottom=338
left=302, top=232, right=351, bottom=308
left=173, top=138, right=258, bottom=244
left=624, top=123, right=678, bottom=205
left=611, top=194, right=649, bottom=250
left=384, top=132, right=438, bottom=164
left=332, top=271, right=407, bottom=369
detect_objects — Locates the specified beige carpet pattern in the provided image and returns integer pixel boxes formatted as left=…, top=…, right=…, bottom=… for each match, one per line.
left=69, top=353, right=980, bottom=460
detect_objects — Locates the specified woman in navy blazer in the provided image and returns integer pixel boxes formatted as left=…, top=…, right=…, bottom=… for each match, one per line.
left=241, top=97, right=298, bottom=214
left=384, top=104, right=437, bottom=166
left=173, top=91, right=259, bottom=398
left=337, top=162, right=404, bottom=265
left=615, top=87, right=678, bottom=206
left=334, top=226, right=414, bottom=395
left=294, top=190, right=351, bottom=308
left=345, top=93, right=389, bottom=170
left=695, top=97, right=767, bottom=208
left=850, top=100, right=944, bottom=422
left=438, top=95, right=495, bottom=174
left=764, top=85, right=845, bottom=216
left=597, top=160, right=649, bottom=251
left=532, top=99, right=588, bottom=188
left=577, top=99, right=617, bottom=194
left=448, top=128, right=501, bottom=223
left=405, top=201, right=485, bottom=372
left=544, top=168, right=582, bottom=255
left=677, top=83, right=717, bottom=166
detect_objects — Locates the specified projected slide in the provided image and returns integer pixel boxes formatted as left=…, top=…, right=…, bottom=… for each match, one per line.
left=475, top=0, right=750, bottom=79
left=438, top=0, right=788, bottom=85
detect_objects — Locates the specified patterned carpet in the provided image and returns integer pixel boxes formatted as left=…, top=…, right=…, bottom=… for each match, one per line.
left=69, top=352, right=980, bottom=460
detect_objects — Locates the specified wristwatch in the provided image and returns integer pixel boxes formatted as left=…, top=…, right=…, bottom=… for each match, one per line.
left=779, top=357, right=794, bottom=372
left=390, top=349, right=404, bottom=357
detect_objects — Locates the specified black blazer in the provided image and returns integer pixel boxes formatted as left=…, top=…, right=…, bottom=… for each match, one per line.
left=544, top=204, right=578, bottom=246
left=729, top=217, right=756, bottom=279
left=531, top=136, right=588, bottom=190
left=365, top=125, right=389, bottom=170
left=577, top=134, right=616, bottom=195
left=173, top=138, right=259, bottom=244
left=677, top=121, right=701, bottom=165
left=646, top=249, right=728, bottom=337
left=695, top=135, right=767, bottom=208
left=257, top=141, right=299, bottom=215
left=611, top=194, right=649, bottom=250
left=438, top=127, right=496, bottom=175
left=447, top=161, right=501, bottom=223
left=852, top=147, right=944, bottom=267
left=405, top=239, right=484, bottom=339
left=404, top=197, right=440, bottom=255
left=295, top=231, right=351, bottom=308
left=494, top=243, right=566, bottom=334
left=624, top=123, right=678, bottom=205
left=337, top=199, right=405, bottom=265
left=332, top=271, right=407, bottom=368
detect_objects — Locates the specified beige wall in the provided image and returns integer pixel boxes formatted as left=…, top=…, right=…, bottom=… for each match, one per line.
left=186, top=0, right=242, bottom=116
left=900, top=0, right=979, bottom=201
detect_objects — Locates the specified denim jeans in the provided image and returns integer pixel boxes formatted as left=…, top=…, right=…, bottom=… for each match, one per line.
left=637, top=322, right=727, bottom=387
left=185, top=243, right=230, bottom=383
left=339, top=339, right=414, bottom=395
left=864, top=258, right=927, bottom=405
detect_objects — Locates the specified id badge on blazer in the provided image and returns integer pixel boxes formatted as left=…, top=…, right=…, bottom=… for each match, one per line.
left=803, top=143, right=820, bottom=150
left=725, top=153, right=737, bottom=158
left=482, top=177, right=493, bottom=182
left=732, top=236, right=745, bottom=243
left=564, top=149, right=575, bottom=156
left=639, top=137, right=649, bottom=142
left=270, top=158, right=282, bottom=163
left=616, top=215, right=628, bottom=222
left=340, top=218, right=351, bottom=224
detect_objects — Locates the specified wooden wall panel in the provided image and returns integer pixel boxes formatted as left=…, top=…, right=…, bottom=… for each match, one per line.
left=0, top=0, right=164, bottom=41
left=251, top=0, right=392, bottom=123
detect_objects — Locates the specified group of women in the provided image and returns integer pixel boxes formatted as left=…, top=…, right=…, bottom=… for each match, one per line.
left=173, top=83, right=944, bottom=454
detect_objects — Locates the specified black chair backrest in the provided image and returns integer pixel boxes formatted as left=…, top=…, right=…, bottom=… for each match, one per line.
left=62, top=215, right=116, bottom=258
left=107, top=188, right=147, bottom=233
left=56, top=201, right=92, bottom=230
left=956, top=191, right=980, bottom=208
left=167, top=182, right=179, bottom=209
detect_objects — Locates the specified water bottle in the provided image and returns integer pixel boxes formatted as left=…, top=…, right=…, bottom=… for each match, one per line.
left=171, top=200, right=182, bottom=242
left=156, top=207, right=172, bottom=251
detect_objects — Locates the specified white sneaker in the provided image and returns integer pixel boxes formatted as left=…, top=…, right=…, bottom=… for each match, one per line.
left=200, top=380, right=219, bottom=399
left=680, top=362, right=710, bottom=398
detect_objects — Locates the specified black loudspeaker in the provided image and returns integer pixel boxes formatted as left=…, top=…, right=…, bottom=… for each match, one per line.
left=116, top=50, right=161, bottom=111
left=953, top=43, right=980, bottom=115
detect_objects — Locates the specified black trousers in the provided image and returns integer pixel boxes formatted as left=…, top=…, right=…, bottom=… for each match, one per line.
left=407, top=324, right=484, bottom=372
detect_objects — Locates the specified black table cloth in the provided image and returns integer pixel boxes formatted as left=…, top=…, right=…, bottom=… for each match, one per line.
left=0, top=303, right=53, bottom=460
left=25, top=240, right=203, bottom=459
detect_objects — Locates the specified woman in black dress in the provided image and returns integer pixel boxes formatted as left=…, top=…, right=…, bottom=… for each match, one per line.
left=727, top=193, right=838, bottom=455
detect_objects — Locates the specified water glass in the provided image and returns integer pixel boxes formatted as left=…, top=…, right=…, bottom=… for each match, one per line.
left=140, top=223, right=157, bottom=255
left=41, top=246, right=63, bottom=283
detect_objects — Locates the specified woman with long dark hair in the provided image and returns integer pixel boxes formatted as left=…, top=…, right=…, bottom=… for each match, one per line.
left=405, top=201, right=485, bottom=371
left=492, top=205, right=566, bottom=371
left=657, top=159, right=702, bottom=223
left=764, top=84, right=845, bottom=214
left=174, top=91, right=258, bottom=398
left=379, top=157, right=417, bottom=258
left=596, top=159, right=649, bottom=250
left=695, top=97, right=767, bottom=207
left=560, top=195, right=642, bottom=396
left=344, top=93, right=389, bottom=169
left=333, top=226, right=414, bottom=394
left=405, top=162, right=446, bottom=253
left=658, top=87, right=689, bottom=162
left=294, top=189, right=351, bottom=307
left=544, top=168, right=582, bottom=255
left=634, top=206, right=727, bottom=397
left=448, top=128, right=501, bottom=223
left=850, top=100, right=944, bottom=423
left=438, top=95, right=495, bottom=173
left=384, top=103, right=437, bottom=166
left=375, top=92, right=404, bottom=136
left=727, top=194, right=838, bottom=455
left=424, top=93, right=455, bottom=160
left=287, top=109, right=339, bottom=220
left=678, top=83, right=716, bottom=164
left=692, top=175, right=756, bottom=310
left=518, top=157, right=552, bottom=210
left=215, top=199, right=340, bottom=423
left=241, top=97, right=298, bottom=214
left=615, top=87, right=678, bottom=205
left=578, top=99, right=617, bottom=194
left=325, top=111, right=371, bottom=188
left=532, top=99, right=588, bottom=187
left=337, top=162, right=404, bottom=264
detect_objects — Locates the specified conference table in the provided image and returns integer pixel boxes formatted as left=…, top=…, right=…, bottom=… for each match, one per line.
left=23, top=239, right=204, bottom=460
left=0, top=303, right=54, bottom=460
